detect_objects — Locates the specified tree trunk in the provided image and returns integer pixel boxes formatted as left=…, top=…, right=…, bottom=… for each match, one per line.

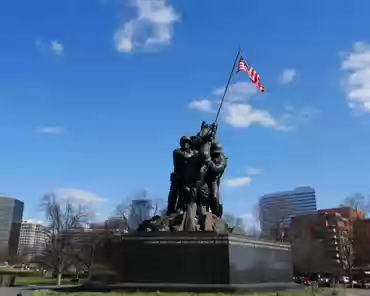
left=57, top=272, right=62, bottom=286
left=347, top=260, right=353, bottom=288
left=349, top=243, right=353, bottom=288
left=88, top=243, right=96, bottom=280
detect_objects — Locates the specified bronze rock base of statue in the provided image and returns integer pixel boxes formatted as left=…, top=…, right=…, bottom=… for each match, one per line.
left=137, top=212, right=244, bottom=234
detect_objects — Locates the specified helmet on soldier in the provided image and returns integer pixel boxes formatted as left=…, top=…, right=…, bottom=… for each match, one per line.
left=211, top=142, right=222, bottom=154
left=179, top=136, right=191, bottom=148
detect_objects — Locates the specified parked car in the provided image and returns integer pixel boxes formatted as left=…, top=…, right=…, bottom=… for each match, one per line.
left=318, top=277, right=331, bottom=287
left=293, top=276, right=302, bottom=284
left=338, top=276, right=349, bottom=284
left=303, top=278, right=313, bottom=286
left=362, top=279, right=370, bottom=289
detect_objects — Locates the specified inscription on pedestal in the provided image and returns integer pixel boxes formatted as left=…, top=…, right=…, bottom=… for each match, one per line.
left=145, top=239, right=227, bottom=245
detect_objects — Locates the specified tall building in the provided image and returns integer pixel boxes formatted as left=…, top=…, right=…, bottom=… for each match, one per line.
left=259, top=187, right=317, bottom=237
left=319, top=206, right=369, bottom=268
left=290, top=211, right=348, bottom=275
left=0, top=196, right=24, bottom=257
left=17, top=220, right=47, bottom=259
left=129, top=199, right=152, bottom=230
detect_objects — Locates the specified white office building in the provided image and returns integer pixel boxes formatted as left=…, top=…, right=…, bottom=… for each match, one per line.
left=17, top=220, right=47, bottom=259
left=259, top=186, right=317, bottom=236
left=129, top=199, right=152, bottom=230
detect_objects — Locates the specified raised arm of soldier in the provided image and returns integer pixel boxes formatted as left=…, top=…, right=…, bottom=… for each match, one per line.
left=191, top=121, right=218, bottom=150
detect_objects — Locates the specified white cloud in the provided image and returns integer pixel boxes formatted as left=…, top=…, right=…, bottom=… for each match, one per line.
left=223, top=103, right=277, bottom=128
left=114, top=0, right=180, bottom=53
left=341, top=41, right=370, bottom=113
left=35, top=39, right=64, bottom=56
left=224, top=176, right=252, bottom=188
left=189, top=83, right=318, bottom=131
left=280, top=68, right=296, bottom=84
left=53, top=188, right=106, bottom=205
left=224, top=167, right=262, bottom=188
left=36, top=126, right=65, bottom=134
left=189, top=82, right=277, bottom=129
left=50, top=40, right=64, bottom=55
left=247, top=168, right=262, bottom=175
left=188, top=99, right=213, bottom=113
left=222, top=102, right=319, bottom=131
left=277, top=105, right=320, bottom=131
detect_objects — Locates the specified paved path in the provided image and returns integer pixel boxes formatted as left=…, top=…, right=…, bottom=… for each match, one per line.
left=0, top=287, right=35, bottom=296
left=346, top=288, right=370, bottom=296
left=0, top=285, right=368, bottom=296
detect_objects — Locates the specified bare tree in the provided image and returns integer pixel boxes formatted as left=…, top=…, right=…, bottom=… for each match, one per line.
left=69, top=229, right=110, bottom=280
left=39, top=193, right=91, bottom=285
left=17, top=245, right=35, bottom=263
left=341, top=193, right=370, bottom=216
left=245, top=225, right=260, bottom=238
left=340, top=193, right=369, bottom=286
left=113, top=202, right=131, bottom=232
left=115, top=191, right=165, bottom=232
left=250, top=203, right=261, bottom=237
left=252, top=203, right=260, bottom=223
left=223, top=213, right=246, bottom=230
left=259, top=197, right=292, bottom=241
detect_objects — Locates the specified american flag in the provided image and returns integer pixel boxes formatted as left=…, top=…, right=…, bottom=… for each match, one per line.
left=237, top=56, right=265, bottom=92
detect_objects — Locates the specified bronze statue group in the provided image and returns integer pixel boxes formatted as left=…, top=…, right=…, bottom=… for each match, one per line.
left=166, top=121, right=228, bottom=231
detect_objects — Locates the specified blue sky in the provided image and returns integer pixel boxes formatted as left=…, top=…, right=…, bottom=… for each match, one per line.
left=1, top=0, right=370, bottom=225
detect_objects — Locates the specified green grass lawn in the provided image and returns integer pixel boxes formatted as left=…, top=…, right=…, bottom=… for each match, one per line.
left=34, top=294, right=306, bottom=296
left=15, top=276, right=75, bottom=286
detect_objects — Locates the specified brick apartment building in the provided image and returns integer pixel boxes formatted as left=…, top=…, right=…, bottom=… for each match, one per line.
left=318, top=207, right=365, bottom=221
left=290, top=206, right=370, bottom=275
left=290, top=211, right=348, bottom=275
left=319, top=207, right=370, bottom=268
left=353, top=219, right=370, bottom=267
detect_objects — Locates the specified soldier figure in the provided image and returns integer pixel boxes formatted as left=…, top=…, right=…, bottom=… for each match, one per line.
left=181, top=140, right=211, bottom=231
left=166, top=121, right=226, bottom=231
left=206, top=142, right=227, bottom=217
left=166, top=136, right=195, bottom=215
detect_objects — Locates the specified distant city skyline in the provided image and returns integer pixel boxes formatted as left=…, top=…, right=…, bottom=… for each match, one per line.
left=18, top=185, right=366, bottom=231
left=18, top=185, right=344, bottom=233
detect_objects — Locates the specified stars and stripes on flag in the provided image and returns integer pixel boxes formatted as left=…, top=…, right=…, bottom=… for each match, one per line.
left=237, top=56, right=265, bottom=92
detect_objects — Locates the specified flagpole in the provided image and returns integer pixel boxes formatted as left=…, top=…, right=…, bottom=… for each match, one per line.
left=214, top=48, right=242, bottom=124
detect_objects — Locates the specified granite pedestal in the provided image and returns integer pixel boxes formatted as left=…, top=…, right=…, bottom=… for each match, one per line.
left=95, top=232, right=294, bottom=292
